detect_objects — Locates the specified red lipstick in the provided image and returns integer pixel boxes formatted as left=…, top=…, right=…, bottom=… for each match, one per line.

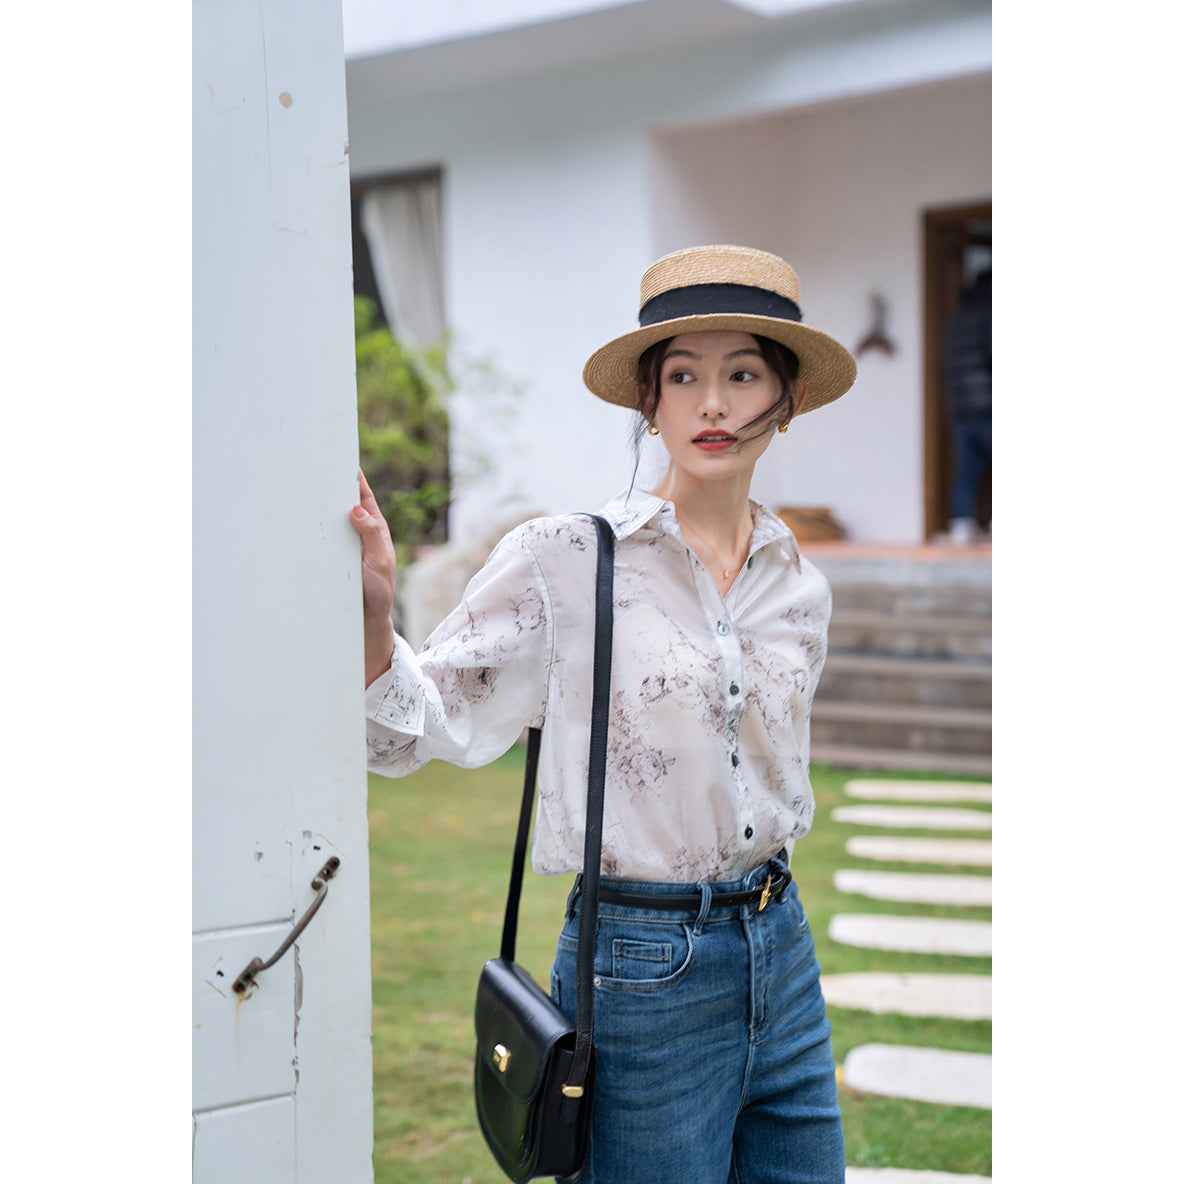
left=693, top=431, right=737, bottom=451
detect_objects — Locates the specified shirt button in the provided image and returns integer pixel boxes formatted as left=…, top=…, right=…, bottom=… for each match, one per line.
left=717, top=622, right=730, bottom=636
left=744, top=825, right=753, bottom=839
left=732, top=752, right=740, bottom=768
left=730, top=683, right=740, bottom=696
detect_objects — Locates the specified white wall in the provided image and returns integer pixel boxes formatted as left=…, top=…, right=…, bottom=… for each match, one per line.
left=193, top=0, right=373, bottom=1175
left=344, top=0, right=639, bottom=57
left=345, top=0, right=990, bottom=542
left=650, top=73, right=991, bottom=540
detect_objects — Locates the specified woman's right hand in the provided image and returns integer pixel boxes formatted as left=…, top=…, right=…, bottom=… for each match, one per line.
left=350, top=468, right=397, bottom=686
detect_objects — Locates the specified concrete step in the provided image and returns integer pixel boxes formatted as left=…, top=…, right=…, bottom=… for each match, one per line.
left=816, top=652, right=991, bottom=710
left=844, top=835, right=992, bottom=865
left=843, top=779, right=992, bottom=803
left=830, top=914, right=992, bottom=957
left=842, top=1043, right=992, bottom=1108
left=821, top=971, right=992, bottom=1019
left=831, top=805, right=991, bottom=832
left=812, top=744, right=992, bottom=777
left=828, top=610, right=991, bottom=660
left=811, top=700, right=991, bottom=756
left=845, top=1170, right=991, bottom=1183
left=833, top=869, right=992, bottom=906
left=831, top=581, right=992, bottom=618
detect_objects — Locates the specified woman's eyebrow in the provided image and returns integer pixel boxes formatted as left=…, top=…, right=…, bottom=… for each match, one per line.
left=663, top=347, right=762, bottom=361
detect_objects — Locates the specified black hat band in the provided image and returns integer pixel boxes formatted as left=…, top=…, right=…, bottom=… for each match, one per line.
left=638, top=282, right=802, bottom=327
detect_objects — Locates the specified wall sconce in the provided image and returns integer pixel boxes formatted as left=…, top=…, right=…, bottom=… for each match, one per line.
left=855, top=291, right=896, bottom=357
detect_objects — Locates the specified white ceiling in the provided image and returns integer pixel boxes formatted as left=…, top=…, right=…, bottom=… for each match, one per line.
left=343, top=0, right=931, bottom=102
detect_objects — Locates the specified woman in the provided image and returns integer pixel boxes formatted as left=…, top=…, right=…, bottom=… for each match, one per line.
left=351, top=245, right=857, bottom=1184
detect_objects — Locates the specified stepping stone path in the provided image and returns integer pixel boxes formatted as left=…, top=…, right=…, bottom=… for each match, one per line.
left=820, top=972, right=991, bottom=1020
left=831, top=776, right=992, bottom=1176
left=830, top=914, right=991, bottom=956
left=844, top=779, right=993, bottom=804
left=832, top=804, right=992, bottom=830
left=846, top=1171, right=991, bottom=1183
left=834, top=869, right=991, bottom=906
left=842, top=1044, right=991, bottom=1109
left=845, top=836, right=992, bottom=866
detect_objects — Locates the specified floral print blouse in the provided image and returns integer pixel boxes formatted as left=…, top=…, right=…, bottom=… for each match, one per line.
left=365, top=490, right=831, bottom=882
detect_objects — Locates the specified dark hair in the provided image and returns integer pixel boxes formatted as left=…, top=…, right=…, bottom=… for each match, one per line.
left=629, top=333, right=800, bottom=461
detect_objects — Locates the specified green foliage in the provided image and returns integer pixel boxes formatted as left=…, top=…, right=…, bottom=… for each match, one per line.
left=355, top=296, right=452, bottom=564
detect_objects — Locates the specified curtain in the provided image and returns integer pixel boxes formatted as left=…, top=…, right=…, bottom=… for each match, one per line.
left=360, top=175, right=445, bottom=347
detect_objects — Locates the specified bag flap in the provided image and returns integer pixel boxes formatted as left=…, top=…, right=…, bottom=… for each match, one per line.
left=475, top=958, right=575, bottom=1104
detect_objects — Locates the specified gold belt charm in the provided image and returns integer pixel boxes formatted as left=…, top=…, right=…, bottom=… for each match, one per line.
left=758, top=873, right=773, bottom=911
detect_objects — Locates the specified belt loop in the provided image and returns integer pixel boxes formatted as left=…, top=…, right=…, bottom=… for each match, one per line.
left=565, top=873, right=583, bottom=919
left=693, top=882, right=712, bottom=934
left=771, top=849, right=791, bottom=903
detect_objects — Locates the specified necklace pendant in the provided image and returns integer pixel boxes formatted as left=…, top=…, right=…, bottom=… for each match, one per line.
left=723, top=568, right=732, bottom=579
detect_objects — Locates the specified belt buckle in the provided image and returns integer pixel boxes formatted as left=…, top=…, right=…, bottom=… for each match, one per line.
left=758, top=872, right=773, bottom=912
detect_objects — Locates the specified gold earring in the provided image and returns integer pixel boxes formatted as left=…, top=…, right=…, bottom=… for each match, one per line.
left=777, top=422, right=789, bottom=433
left=648, top=423, right=660, bottom=436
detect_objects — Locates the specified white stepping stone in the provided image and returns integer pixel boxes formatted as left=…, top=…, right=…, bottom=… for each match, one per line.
left=833, top=805, right=992, bottom=831
left=847, top=1170, right=991, bottom=1183
left=830, top=914, right=992, bottom=956
left=835, top=869, right=992, bottom=906
left=842, top=1043, right=991, bottom=1109
left=820, top=972, right=992, bottom=1019
left=846, top=836, right=992, bottom=866
left=845, top=778, right=992, bottom=804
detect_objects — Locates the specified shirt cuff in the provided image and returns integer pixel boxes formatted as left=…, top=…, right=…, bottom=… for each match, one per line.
left=365, top=632, right=427, bottom=736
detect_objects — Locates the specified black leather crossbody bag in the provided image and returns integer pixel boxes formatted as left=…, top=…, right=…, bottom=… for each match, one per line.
left=474, top=514, right=614, bottom=1182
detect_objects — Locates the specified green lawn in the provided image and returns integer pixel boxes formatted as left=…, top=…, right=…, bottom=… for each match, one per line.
left=367, top=750, right=991, bottom=1181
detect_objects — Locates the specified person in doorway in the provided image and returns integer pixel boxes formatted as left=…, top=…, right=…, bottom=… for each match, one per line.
left=940, top=268, right=992, bottom=543
left=350, top=245, right=856, bottom=1184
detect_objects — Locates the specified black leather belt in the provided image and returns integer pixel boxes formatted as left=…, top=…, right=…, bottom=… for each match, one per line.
left=593, top=868, right=791, bottom=913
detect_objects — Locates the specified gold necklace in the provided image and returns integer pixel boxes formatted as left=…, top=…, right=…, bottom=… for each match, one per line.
left=682, top=519, right=753, bottom=581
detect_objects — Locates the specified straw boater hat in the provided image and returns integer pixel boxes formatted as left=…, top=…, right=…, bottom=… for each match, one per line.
left=583, top=244, right=857, bottom=416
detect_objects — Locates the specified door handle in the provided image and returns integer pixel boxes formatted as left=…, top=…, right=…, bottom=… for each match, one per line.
left=233, top=856, right=341, bottom=994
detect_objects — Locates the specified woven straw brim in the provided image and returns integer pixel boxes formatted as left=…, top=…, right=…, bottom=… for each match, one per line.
left=583, top=313, right=857, bottom=415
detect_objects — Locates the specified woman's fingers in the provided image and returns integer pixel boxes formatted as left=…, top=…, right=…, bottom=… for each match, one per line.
left=357, top=467, right=383, bottom=518
left=350, top=472, right=397, bottom=611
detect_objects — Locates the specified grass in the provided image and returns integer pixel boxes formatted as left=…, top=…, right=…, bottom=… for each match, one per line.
left=368, top=750, right=991, bottom=1182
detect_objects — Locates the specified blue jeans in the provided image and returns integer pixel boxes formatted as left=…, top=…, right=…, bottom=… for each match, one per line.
left=550, top=857, right=844, bottom=1184
left=949, top=413, right=992, bottom=521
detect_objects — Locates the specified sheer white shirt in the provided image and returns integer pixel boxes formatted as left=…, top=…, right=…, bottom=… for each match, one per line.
left=364, top=490, right=831, bottom=882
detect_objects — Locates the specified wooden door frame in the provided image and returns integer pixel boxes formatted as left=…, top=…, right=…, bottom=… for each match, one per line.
left=923, top=201, right=992, bottom=538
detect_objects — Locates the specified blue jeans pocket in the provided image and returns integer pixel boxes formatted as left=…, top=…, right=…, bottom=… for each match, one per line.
left=556, top=915, right=695, bottom=995
left=612, top=938, right=672, bottom=979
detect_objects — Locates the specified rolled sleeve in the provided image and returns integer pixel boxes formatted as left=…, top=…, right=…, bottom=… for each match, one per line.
left=366, top=632, right=427, bottom=735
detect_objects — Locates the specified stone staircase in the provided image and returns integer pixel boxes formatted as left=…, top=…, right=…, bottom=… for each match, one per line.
left=806, top=551, right=991, bottom=777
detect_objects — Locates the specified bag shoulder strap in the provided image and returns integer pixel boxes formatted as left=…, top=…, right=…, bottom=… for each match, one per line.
left=498, top=513, right=614, bottom=1092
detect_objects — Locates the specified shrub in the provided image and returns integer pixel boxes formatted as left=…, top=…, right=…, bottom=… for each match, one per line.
left=354, top=296, right=452, bottom=565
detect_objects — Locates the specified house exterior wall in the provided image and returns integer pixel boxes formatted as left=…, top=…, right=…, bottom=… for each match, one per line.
left=650, top=74, right=990, bottom=541
left=345, top=0, right=990, bottom=543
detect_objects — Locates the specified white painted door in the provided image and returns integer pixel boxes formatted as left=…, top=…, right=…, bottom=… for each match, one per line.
left=192, top=1, right=372, bottom=1179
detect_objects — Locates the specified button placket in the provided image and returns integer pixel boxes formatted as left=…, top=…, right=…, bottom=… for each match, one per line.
left=684, top=539, right=754, bottom=856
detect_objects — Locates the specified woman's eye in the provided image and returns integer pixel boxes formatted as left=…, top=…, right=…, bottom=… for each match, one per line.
left=732, top=370, right=758, bottom=383
left=665, top=370, right=693, bottom=385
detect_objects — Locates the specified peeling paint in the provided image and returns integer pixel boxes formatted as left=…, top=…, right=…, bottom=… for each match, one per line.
left=293, top=945, right=303, bottom=1085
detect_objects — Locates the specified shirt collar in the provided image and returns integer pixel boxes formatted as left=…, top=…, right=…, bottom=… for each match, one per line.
left=599, top=489, right=802, bottom=571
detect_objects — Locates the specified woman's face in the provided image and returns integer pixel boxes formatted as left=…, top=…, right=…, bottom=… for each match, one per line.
left=651, top=331, right=788, bottom=486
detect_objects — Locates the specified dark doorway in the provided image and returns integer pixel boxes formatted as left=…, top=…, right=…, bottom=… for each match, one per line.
left=923, top=202, right=992, bottom=538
